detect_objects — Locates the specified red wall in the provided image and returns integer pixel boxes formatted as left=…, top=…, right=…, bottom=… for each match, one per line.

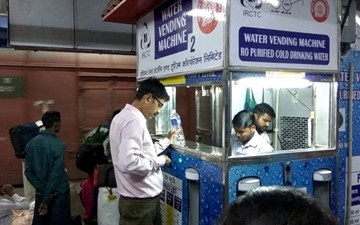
left=0, top=50, right=195, bottom=185
left=0, top=50, right=137, bottom=184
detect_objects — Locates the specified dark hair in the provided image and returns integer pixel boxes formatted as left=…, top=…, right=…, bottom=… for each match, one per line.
left=41, top=110, right=61, bottom=128
left=232, top=110, right=255, bottom=128
left=220, top=186, right=338, bottom=225
left=112, top=109, right=122, bottom=119
left=135, top=78, right=170, bottom=101
left=253, top=103, right=275, bottom=118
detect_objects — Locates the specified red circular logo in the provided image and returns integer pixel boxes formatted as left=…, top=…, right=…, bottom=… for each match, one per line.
left=310, top=0, right=329, bottom=23
left=197, top=0, right=223, bottom=34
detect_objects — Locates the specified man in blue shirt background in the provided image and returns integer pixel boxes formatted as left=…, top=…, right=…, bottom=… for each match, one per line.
left=25, top=110, right=71, bottom=225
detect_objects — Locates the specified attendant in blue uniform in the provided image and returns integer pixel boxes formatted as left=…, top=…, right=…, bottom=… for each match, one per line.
left=25, top=110, right=71, bottom=225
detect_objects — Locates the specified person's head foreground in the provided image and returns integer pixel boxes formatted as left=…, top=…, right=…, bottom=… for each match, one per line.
left=133, top=78, right=169, bottom=120
left=220, top=186, right=338, bottom=225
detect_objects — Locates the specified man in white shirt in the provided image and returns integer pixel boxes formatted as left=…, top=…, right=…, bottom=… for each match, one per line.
left=110, top=78, right=177, bottom=225
left=253, top=103, right=276, bottom=145
left=231, top=110, right=274, bottom=156
left=0, top=184, right=29, bottom=225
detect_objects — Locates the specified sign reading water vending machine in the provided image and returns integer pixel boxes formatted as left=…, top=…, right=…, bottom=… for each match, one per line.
left=229, top=0, right=337, bottom=71
left=137, top=0, right=225, bottom=79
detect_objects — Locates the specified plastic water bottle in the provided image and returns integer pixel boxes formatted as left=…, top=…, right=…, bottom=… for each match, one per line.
left=170, top=109, right=186, bottom=146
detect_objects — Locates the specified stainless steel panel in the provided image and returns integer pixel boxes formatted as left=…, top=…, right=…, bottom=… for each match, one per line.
left=195, top=85, right=223, bottom=147
left=9, top=0, right=74, bottom=48
left=9, top=0, right=135, bottom=52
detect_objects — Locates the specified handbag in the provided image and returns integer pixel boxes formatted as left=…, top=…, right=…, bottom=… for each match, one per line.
left=94, top=164, right=117, bottom=188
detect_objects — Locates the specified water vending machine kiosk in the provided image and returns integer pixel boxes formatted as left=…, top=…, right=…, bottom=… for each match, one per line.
left=102, top=0, right=342, bottom=224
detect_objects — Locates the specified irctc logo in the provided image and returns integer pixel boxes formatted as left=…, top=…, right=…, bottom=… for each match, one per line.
left=240, top=0, right=262, bottom=9
left=140, top=23, right=151, bottom=50
left=241, top=0, right=262, bottom=18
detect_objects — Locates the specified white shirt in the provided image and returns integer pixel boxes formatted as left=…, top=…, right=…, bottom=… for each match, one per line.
left=231, top=131, right=274, bottom=156
left=260, top=131, right=271, bottom=145
left=0, top=194, right=29, bottom=225
left=110, top=104, right=171, bottom=198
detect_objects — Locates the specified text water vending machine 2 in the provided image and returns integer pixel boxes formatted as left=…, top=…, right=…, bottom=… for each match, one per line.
left=106, top=0, right=343, bottom=224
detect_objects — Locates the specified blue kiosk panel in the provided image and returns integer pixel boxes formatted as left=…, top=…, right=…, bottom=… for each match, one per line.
left=162, top=149, right=223, bottom=225
left=228, top=157, right=337, bottom=213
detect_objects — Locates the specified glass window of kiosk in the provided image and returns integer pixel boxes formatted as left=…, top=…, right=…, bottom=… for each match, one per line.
left=147, top=84, right=224, bottom=158
left=148, top=87, right=176, bottom=137
left=229, top=73, right=337, bottom=157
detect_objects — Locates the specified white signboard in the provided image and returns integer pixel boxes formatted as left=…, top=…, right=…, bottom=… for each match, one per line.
left=355, top=11, right=360, bottom=50
left=137, top=0, right=225, bottom=79
left=160, top=172, right=183, bottom=225
left=229, top=0, right=338, bottom=71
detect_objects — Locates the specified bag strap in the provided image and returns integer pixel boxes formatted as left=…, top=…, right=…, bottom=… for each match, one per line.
left=104, top=165, right=114, bottom=187
left=94, top=125, right=102, bottom=134
left=101, top=125, right=110, bottom=137
left=94, top=125, right=109, bottom=139
left=83, top=126, right=101, bottom=143
left=106, top=187, right=113, bottom=195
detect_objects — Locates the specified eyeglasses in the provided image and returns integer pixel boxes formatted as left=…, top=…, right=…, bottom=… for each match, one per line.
left=152, top=95, right=164, bottom=108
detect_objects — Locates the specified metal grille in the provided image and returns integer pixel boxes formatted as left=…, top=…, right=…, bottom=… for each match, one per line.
left=279, top=116, right=309, bottom=150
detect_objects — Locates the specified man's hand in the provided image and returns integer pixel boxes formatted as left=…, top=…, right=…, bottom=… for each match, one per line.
left=38, top=203, right=48, bottom=215
left=2, top=184, right=15, bottom=196
left=163, top=155, right=171, bottom=166
left=167, top=129, right=179, bottom=141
